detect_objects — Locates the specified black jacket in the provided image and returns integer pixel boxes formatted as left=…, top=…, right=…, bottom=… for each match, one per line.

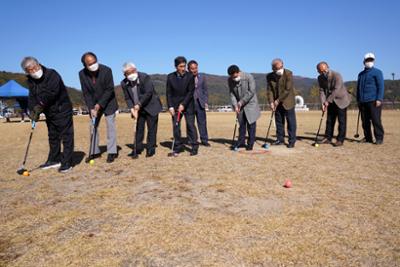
left=27, top=65, right=72, bottom=118
left=120, top=72, right=162, bottom=117
left=166, top=71, right=195, bottom=114
left=79, top=64, right=118, bottom=116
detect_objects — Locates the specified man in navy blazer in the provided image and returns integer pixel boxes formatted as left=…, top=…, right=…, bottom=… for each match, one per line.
left=166, top=56, right=199, bottom=156
left=120, top=62, right=162, bottom=157
left=188, top=60, right=210, bottom=146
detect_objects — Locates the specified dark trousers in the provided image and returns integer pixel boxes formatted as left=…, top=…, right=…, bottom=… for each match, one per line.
left=275, top=104, right=297, bottom=144
left=45, top=113, right=74, bottom=166
left=194, top=98, right=209, bottom=143
left=359, top=101, right=384, bottom=142
left=135, top=110, right=158, bottom=152
left=325, top=102, right=347, bottom=142
left=238, top=112, right=256, bottom=146
left=172, top=111, right=198, bottom=152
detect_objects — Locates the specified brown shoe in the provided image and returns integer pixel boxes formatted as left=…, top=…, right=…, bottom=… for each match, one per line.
left=334, top=141, right=343, bottom=147
left=321, top=138, right=332, bottom=144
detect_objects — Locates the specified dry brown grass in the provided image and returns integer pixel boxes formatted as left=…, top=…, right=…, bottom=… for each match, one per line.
left=1, top=111, right=399, bottom=266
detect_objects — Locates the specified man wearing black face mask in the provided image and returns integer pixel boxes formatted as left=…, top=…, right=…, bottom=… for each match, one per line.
left=120, top=62, right=162, bottom=158
left=79, top=52, right=119, bottom=163
left=317, top=62, right=352, bottom=146
left=266, top=58, right=296, bottom=148
left=21, top=56, right=74, bottom=173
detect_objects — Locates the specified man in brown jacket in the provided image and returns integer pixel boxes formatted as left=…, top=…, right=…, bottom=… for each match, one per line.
left=317, top=62, right=352, bottom=146
left=266, top=58, right=297, bottom=148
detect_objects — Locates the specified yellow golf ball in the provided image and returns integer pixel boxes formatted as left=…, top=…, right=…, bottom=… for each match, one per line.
left=315, top=144, right=319, bottom=148
left=23, top=171, right=30, bottom=176
left=89, top=159, right=95, bottom=165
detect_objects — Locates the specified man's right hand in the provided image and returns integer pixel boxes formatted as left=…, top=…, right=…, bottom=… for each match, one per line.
left=31, top=105, right=43, bottom=122
left=169, top=107, right=175, bottom=117
left=322, top=101, right=329, bottom=112
left=131, top=108, right=138, bottom=120
left=270, top=102, right=275, bottom=111
left=91, top=109, right=98, bottom=118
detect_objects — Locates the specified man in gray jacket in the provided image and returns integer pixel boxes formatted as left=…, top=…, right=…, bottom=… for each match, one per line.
left=317, top=62, right=352, bottom=146
left=227, top=65, right=261, bottom=150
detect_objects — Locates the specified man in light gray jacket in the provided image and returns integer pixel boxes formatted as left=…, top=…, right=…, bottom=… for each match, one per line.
left=317, top=61, right=352, bottom=147
left=227, top=65, right=261, bottom=150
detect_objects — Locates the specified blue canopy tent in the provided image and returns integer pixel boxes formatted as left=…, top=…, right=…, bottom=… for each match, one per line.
left=0, top=80, right=29, bottom=98
left=0, top=80, right=29, bottom=119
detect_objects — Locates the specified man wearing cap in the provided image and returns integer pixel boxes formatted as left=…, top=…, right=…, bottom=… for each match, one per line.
left=79, top=52, right=119, bottom=163
left=357, top=53, right=385, bottom=144
left=316, top=62, right=352, bottom=147
left=120, top=62, right=162, bottom=158
left=227, top=65, right=261, bottom=151
left=266, top=58, right=297, bottom=148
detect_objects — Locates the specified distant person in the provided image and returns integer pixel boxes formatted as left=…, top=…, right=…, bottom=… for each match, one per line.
left=227, top=65, right=260, bottom=151
left=357, top=53, right=385, bottom=144
left=166, top=56, right=199, bottom=156
left=79, top=52, right=119, bottom=163
left=187, top=60, right=210, bottom=146
left=266, top=58, right=297, bottom=148
left=316, top=62, right=352, bottom=146
left=21, top=56, right=74, bottom=173
left=120, top=62, right=162, bottom=158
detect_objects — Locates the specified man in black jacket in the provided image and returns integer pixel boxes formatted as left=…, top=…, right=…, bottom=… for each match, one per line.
left=21, top=56, right=74, bottom=173
left=121, top=62, right=162, bottom=158
left=79, top=52, right=119, bottom=163
left=166, top=56, right=199, bottom=156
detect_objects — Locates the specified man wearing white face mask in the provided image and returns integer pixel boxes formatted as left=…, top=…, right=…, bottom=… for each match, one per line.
left=79, top=52, right=119, bottom=163
left=21, top=56, right=74, bottom=173
left=266, top=58, right=297, bottom=148
left=120, top=62, right=162, bottom=158
left=357, top=52, right=385, bottom=144
left=227, top=65, right=261, bottom=150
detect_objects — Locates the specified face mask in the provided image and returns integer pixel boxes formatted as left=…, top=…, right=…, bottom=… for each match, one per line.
left=127, top=73, right=138, bottom=82
left=233, top=76, right=241, bottom=82
left=364, top=62, right=374, bottom=69
left=275, top=68, right=284, bottom=76
left=30, top=69, right=43, bottom=79
left=87, top=62, right=99, bottom=72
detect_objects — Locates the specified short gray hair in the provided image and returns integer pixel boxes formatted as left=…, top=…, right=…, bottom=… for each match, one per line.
left=21, top=56, right=40, bottom=71
left=271, top=58, right=283, bottom=66
left=122, top=62, right=136, bottom=73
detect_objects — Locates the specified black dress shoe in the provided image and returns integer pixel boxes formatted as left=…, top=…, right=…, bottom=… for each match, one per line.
left=190, top=146, right=199, bottom=156
left=375, top=140, right=383, bottom=145
left=246, top=144, right=254, bottom=151
left=106, top=153, right=118, bottom=163
left=287, top=143, right=295, bottom=148
left=146, top=149, right=156, bottom=157
left=201, top=141, right=211, bottom=147
left=272, top=140, right=284, bottom=146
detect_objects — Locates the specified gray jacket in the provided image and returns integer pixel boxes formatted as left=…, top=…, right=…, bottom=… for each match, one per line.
left=318, top=70, right=352, bottom=109
left=228, top=72, right=261, bottom=124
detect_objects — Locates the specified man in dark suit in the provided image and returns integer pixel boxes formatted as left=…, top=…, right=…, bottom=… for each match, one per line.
left=121, top=62, right=162, bottom=158
left=188, top=60, right=210, bottom=146
left=266, top=58, right=297, bottom=148
left=166, top=56, right=199, bottom=156
left=317, top=62, right=352, bottom=147
left=79, top=52, right=119, bottom=163
left=21, top=56, right=74, bottom=173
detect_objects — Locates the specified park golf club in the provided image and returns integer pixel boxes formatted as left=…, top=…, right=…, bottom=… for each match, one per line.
left=131, top=113, right=138, bottom=159
left=261, top=111, right=275, bottom=149
left=168, top=111, right=181, bottom=157
left=231, top=114, right=239, bottom=151
left=17, top=121, right=36, bottom=175
left=86, top=117, right=97, bottom=163
left=354, top=110, right=361, bottom=138
left=313, top=110, right=325, bottom=146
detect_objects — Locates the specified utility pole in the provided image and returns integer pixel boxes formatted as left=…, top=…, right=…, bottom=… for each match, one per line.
left=392, top=73, right=395, bottom=80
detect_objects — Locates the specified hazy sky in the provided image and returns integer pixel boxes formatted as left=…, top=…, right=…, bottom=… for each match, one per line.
left=1, top=0, right=399, bottom=88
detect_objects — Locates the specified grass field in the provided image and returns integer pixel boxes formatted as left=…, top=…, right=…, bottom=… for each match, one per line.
left=1, top=111, right=399, bottom=266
